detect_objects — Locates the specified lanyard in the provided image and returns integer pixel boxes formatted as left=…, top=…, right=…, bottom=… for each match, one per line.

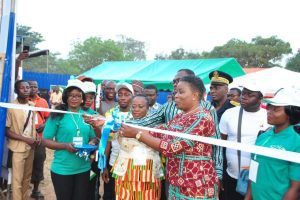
left=71, top=114, right=81, bottom=137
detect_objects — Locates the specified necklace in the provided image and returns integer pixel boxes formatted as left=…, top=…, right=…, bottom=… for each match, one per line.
left=71, top=114, right=81, bottom=136
left=182, top=105, right=200, bottom=117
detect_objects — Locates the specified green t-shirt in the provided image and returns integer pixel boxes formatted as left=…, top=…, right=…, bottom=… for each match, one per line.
left=83, top=108, right=98, bottom=115
left=251, top=125, right=300, bottom=200
left=43, top=109, right=95, bottom=175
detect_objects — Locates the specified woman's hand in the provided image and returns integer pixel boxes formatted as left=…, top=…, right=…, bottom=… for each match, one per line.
left=119, top=124, right=139, bottom=138
left=64, top=143, right=77, bottom=153
left=83, top=114, right=106, bottom=128
left=88, top=138, right=99, bottom=146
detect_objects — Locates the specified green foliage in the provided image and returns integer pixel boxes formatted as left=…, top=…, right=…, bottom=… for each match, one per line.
left=17, top=24, right=295, bottom=73
left=286, top=51, right=300, bottom=72
left=16, top=24, right=44, bottom=52
left=68, top=37, right=130, bottom=72
left=206, top=36, right=292, bottom=67
left=117, top=35, right=146, bottom=60
left=155, top=48, right=203, bottom=60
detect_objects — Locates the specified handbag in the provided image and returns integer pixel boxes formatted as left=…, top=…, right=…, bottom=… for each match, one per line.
left=235, top=107, right=249, bottom=196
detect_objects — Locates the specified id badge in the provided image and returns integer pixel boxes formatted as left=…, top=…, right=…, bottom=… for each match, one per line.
left=249, top=159, right=259, bottom=183
left=73, top=137, right=83, bottom=146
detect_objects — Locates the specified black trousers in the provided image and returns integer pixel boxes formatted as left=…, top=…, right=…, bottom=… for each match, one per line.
left=51, top=170, right=90, bottom=200
left=87, top=161, right=101, bottom=200
left=31, top=145, right=46, bottom=183
left=223, top=171, right=244, bottom=200
left=103, top=165, right=115, bottom=200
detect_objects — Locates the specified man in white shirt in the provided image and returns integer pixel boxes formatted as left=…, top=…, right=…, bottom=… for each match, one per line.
left=220, top=84, right=270, bottom=200
left=102, top=82, right=134, bottom=200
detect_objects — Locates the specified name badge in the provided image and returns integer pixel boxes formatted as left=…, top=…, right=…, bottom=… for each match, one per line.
left=249, top=159, right=259, bottom=183
left=73, top=137, right=83, bottom=146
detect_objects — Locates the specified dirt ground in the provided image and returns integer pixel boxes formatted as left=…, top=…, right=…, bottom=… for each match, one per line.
left=1, top=149, right=104, bottom=200
left=29, top=149, right=56, bottom=200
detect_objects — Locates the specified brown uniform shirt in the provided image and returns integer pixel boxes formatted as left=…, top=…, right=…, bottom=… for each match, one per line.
left=6, top=99, right=36, bottom=152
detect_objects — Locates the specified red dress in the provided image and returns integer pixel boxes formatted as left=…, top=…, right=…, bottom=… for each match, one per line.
left=151, top=108, right=219, bottom=199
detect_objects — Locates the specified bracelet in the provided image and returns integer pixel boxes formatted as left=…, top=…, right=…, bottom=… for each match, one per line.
left=135, top=131, right=142, bottom=141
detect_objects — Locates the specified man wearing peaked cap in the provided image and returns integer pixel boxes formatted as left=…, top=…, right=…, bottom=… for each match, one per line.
left=209, top=70, right=235, bottom=122
left=209, top=70, right=236, bottom=200
left=209, top=70, right=233, bottom=85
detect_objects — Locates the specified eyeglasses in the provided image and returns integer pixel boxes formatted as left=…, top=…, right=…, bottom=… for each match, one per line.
left=68, top=94, right=82, bottom=99
left=172, top=78, right=180, bottom=84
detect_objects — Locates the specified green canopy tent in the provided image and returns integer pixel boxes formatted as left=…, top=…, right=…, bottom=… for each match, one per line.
left=81, top=58, right=245, bottom=90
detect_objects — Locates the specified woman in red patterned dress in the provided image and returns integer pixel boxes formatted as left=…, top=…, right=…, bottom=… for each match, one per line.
left=120, top=76, right=219, bottom=199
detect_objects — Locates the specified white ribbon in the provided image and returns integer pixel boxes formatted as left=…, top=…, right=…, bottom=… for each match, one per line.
left=0, top=102, right=81, bottom=115
left=1, top=102, right=300, bottom=164
left=125, top=124, right=300, bottom=164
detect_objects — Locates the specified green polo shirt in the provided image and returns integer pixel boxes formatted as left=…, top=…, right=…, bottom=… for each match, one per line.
left=251, top=125, right=300, bottom=200
left=43, top=109, right=95, bottom=175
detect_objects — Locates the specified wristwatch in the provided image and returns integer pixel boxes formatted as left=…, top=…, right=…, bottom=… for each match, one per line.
left=135, top=131, right=142, bottom=141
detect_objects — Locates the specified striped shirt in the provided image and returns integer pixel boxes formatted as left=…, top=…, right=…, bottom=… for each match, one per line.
left=128, top=100, right=223, bottom=179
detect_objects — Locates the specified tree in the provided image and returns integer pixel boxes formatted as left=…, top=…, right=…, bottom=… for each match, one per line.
left=155, top=48, right=203, bottom=60
left=68, top=37, right=129, bottom=72
left=16, top=24, right=44, bottom=53
left=251, top=36, right=292, bottom=67
left=117, top=35, right=146, bottom=60
left=286, top=50, right=300, bottom=72
left=206, top=36, right=292, bottom=67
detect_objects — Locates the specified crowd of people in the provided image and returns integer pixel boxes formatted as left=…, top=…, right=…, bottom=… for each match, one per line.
left=3, top=66, right=300, bottom=200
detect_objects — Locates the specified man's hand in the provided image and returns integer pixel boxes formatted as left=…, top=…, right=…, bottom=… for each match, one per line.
left=36, top=124, right=45, bottom=133
left=16, top=51, right=29, bottom=63
left=102, top=168, right=110, bottom=183
left=23, top=137, right=36, bottom=148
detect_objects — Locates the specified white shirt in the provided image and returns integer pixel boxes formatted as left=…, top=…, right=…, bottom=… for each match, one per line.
left=219, top=106, right=269, bottom=179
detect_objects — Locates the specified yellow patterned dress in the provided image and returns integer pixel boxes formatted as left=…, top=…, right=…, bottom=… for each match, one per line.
left=112, top=136, right=163, bottom=200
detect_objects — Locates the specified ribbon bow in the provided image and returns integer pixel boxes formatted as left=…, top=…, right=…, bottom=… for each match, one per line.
left=98, top=110, right=124, bottom=172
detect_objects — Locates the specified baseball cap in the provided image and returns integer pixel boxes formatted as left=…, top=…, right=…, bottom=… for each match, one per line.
left=264, top=88, right=300, bottom=107
left=115, top=82, right=134, bottom=94
left=66, top=79, right=85, bottom=93
left=240, top=82, right=265, bottom=94
left=83, top=81, right=96, bottom=94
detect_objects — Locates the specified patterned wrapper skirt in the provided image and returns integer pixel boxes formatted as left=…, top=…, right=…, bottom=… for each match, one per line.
left=113, top=159, right=162, bottom=200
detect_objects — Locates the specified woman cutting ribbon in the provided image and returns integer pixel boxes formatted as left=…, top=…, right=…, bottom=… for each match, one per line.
left=42, top=79, right=97, bottom=200
left=120, top=76, right=219, bottom=200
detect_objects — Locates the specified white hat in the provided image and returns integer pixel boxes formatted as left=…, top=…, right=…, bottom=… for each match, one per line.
left=83, top=81, right=96, bottom=94
left=264, top=88, right=300, bottom=107
left=240, top=82, right=265, bottom=94
left=115, top=82, right=134, bottom=94
left=66, top=79, right=85, bottom=93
